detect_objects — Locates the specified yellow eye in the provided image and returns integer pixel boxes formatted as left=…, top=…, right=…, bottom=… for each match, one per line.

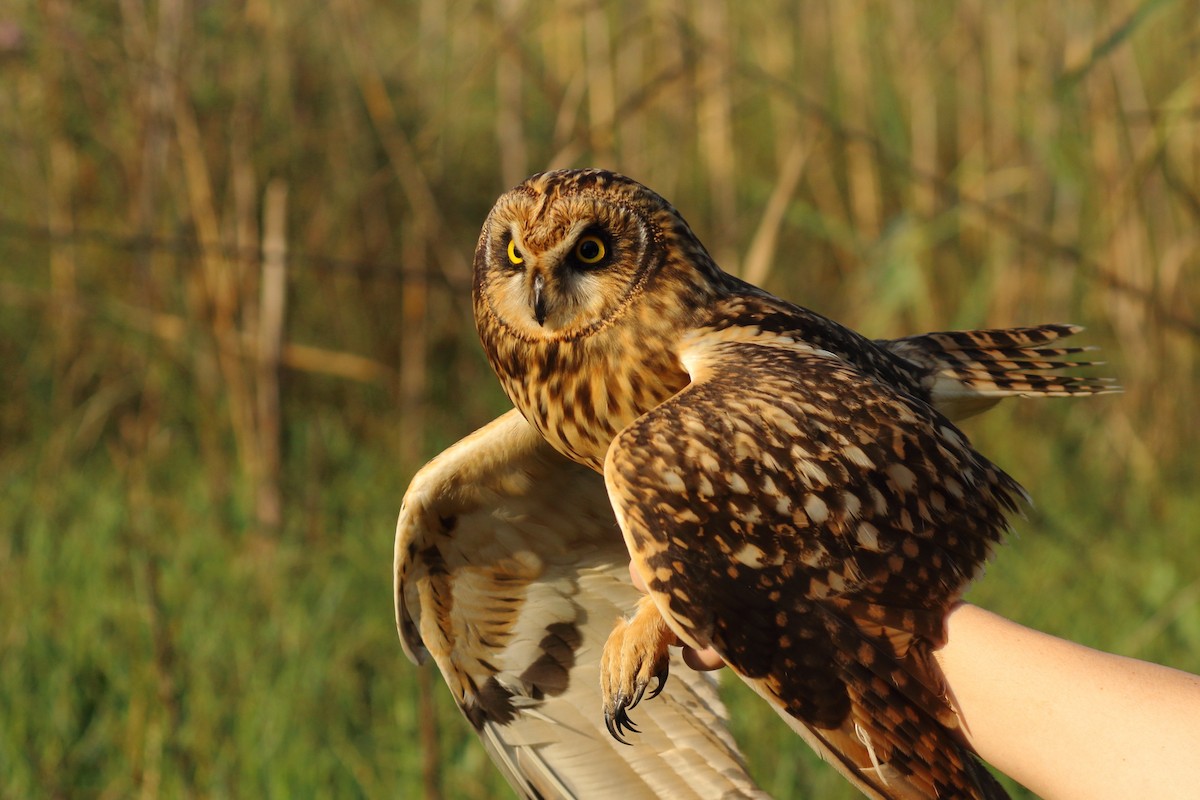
left=507, top=239, right=524, bottom=265
left=574, top=234, right=606, bottom=265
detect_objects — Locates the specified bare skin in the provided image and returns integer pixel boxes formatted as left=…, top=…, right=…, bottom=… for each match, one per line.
left=932, top=603, right=1200, bottom=799
left=628, top=563, right=1200, bottom=799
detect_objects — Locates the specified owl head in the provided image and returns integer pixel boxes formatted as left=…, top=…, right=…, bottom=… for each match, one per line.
left=472, top=169, right=724, bottom=342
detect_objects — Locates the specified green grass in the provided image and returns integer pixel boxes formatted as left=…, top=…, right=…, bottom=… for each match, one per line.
left=0, top=413, right=516, bottom=799
left=3, top=395, right=1195, bottom=799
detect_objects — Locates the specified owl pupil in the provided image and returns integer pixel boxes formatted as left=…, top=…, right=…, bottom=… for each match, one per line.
left=580, top=241, right=600, bottom=260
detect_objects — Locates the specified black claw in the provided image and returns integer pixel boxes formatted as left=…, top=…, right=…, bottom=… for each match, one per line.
left=646, top=662, right=670, bottom=701
left=604, top=692, right=642, bottom=745
left=603, top=660, right=671, bottom=744
left=629, top=680, right=647, bottom=710
left=615, top=707, right=638, bottom=737
left=605, top=709, right=627, bottom=744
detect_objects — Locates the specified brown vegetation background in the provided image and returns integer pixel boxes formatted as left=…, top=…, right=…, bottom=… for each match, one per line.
left=2, top=1, right=1197, bottom=797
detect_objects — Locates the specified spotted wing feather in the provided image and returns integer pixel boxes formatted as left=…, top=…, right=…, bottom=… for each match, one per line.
left=396, top=409, right=767, bottom=800
left=604, top=330, right=1016, bottom=800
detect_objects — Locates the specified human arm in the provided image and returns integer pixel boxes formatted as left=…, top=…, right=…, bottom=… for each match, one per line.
left=933, top=602, right=1200, bottom=800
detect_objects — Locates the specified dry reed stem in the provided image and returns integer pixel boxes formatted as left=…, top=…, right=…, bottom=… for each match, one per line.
left=615, top=18, right=647, bottom=179
left=256, top=180, right=288, bottom=531
left=694, top=0, right=738, bottom=268
left=0, top=281, right=395, bottom=385
left=495, top=0, right=529, bottom=186
left=174, top=86, right=261, bottom=501
left=832, top=2, right=881, bottom=240
left=331, top=0, right=452, bottom=472
left=584, top=3, right=617, bottom=165
left=42, top=0, right=80, bottom=408
left=332, top=0, right=468, bottom=284
left=743, top=138, right=812, bottom=287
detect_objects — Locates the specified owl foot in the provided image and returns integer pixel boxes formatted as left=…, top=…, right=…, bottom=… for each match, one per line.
left=600, top=595, right=674, bottom=744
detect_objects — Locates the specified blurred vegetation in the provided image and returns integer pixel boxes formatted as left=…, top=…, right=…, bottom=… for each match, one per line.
left=1, top=0, right=1197, bottom=798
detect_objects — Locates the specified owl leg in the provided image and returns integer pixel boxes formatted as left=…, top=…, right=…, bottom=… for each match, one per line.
left=600, top=594, right=674, bottom=744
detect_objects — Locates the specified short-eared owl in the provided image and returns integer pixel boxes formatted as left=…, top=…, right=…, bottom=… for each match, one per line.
left=396, top=169, right=1114, bottom=799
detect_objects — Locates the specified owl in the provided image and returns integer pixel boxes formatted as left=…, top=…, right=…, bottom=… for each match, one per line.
left=397, top=169, right=1114, bottom=799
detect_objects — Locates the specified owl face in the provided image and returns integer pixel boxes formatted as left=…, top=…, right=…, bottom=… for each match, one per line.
left=473, top=170, right=720, bottom=468
left=472, top=170, right=689, bottom=341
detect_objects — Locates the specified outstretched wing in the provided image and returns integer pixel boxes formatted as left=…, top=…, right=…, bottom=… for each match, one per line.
left=882, top=323, right=1119, bottom=420
left=396, top=409, right=767, bottom=800
left=604, top=329, right=1019, bottom=800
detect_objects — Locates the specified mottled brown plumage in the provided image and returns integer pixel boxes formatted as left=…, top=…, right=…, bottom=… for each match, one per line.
left=405, top=168, right=1115, bottom=799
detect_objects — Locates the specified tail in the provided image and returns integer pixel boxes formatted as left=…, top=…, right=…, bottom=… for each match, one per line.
left=881, top=323, right=1120, bottom=421
left=732, top=603, right=1011, bottom=800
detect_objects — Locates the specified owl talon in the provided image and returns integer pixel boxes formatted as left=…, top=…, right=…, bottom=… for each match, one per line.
left=605, top=700, right=640, bottom=745
left=600, top=595, right=675, bottom=743
left=646, top=663, right=670, bottom=701
left=628, top=677, right=648, bottom=709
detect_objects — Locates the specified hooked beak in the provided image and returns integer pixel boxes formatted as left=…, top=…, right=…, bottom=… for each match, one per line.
left=532, top=273, right=546, bottom=326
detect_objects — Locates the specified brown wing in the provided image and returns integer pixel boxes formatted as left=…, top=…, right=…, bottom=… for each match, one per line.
left=396, top=409, right=768, bottom=800
left=604, top=331, right=1018, bottom=800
